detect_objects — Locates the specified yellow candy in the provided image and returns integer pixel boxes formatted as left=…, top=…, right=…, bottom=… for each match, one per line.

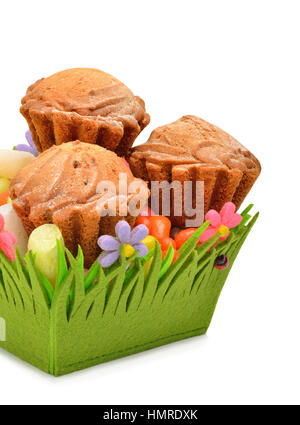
left=141, top=236, right=157, bottom=279
left=142, top=235, right=156, bottom=251
left=0, top=178, right=10, bottom=194
left=0, top=150, right=35, bottom=180
left=144, top=258, right=153, bottom=279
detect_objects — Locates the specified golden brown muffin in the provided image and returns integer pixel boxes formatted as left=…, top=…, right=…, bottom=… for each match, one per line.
left=129, top=115, right=261, bottom=227
left=20, top=68, right=150, bottom=157
left=10, top=141, right=149, bottom=267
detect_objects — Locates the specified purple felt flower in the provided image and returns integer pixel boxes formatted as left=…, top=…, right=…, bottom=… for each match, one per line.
left=15, top=130, right=39, bottom=157
left=98, top=221, right=149, bottom=268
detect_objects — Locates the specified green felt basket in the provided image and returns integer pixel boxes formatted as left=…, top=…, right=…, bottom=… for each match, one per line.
left=0, top=207, right=258, bottom=376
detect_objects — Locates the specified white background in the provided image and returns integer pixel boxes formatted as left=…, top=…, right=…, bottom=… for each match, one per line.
left=0, top=0, right=299, bottom=405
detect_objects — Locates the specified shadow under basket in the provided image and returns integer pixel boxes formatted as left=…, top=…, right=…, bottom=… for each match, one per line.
left=0, top=207, right=258, bottom=376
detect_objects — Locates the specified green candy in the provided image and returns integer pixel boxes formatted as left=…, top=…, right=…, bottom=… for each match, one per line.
left=28, top=224, right=64, bottom=287
left=0, top=177, right=10, bottom=194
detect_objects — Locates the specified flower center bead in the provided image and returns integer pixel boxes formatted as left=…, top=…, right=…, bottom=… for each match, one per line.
left=218, top=225, right=229, bottom=237
left=124, top=244, right=135, bottom=258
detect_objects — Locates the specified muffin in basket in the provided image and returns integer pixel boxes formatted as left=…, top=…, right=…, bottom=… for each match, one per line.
left=20, top=68, right=150, bottom=157
left=129, top=115, right=261, bottom=227
left=10, top=141, right=149, bottom=267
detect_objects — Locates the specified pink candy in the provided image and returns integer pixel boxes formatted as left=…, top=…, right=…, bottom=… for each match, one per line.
left=0, top=214, right=17, bottom=261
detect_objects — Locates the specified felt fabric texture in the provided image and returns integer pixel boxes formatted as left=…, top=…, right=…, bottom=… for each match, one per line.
left=0, top=207, right=258, bottom=376
left=0, top=250, right=50, bottom=372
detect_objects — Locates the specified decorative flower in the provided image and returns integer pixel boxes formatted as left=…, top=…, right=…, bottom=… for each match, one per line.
left=15, top=130, right=39, bottom=157
left=199, top=202, right=242, bottom=243
left=98, top=221, right=149, bottom=268
left=0, top=214, right=17, bottom=261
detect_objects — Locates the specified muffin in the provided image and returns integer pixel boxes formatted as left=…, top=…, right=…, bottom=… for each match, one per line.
left=10, top=141, right=149, bottom=267
left=20, top=68, right=150, bottom=157
left=129, top=115, right=261, bottom=227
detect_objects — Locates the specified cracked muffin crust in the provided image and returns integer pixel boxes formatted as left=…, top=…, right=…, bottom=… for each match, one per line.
left=10, top=141, right=149, bottom=267
left=20, top=68, right=150, bottom=157
left=129, top=115, right=261, bottom=227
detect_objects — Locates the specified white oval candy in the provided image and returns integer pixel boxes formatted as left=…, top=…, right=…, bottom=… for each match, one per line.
left=0, top=150, right=35, bottom=180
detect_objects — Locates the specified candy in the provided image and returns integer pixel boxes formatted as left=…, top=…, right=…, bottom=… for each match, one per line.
left=135, top=206, right=157, bottom=228
left=162, top=246, right=180, bottom=264
left=0, top=177, right=10, bottom=206
left=0, top=203, right=28, bottom=255
left=136, top=215, right=179, bottom=276
left=174, top=228, right=197, bottom=250
left=0, top=191, right=9, bottom=206
left=142, top=235, right=157, bottom=279
left=0, top=212, right=16, bottom=261
left=144, top=256, right=153, bottom=279
left=141, top=235, right=157, bottom=252
left=28, top=224, right=64, bottom=287
left=0, top=178, right=10, bottom=194
left=0, top=150, right=35, bottom=180
left=135, top=216, right=150, bottom=228
left=170, top=227, right=181, bottom=240
left=160, top=237, right=176, bottom=251
left=148, top=216, right=171, bottom=241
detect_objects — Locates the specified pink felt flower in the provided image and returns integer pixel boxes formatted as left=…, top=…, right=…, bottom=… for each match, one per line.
left=0, top=214, right=17, bottom=261
left=199, top=202, right=242, bottom=244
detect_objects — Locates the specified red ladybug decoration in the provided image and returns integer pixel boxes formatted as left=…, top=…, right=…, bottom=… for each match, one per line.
left=215, top=255, right=229, bottom=270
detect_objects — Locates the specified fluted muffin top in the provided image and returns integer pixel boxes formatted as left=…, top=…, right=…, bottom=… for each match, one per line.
left=10, top=141, right=144, bottom=210
left=21, top=68, right=149, bottom=120
left=130, top=115, right=261, bottom=172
